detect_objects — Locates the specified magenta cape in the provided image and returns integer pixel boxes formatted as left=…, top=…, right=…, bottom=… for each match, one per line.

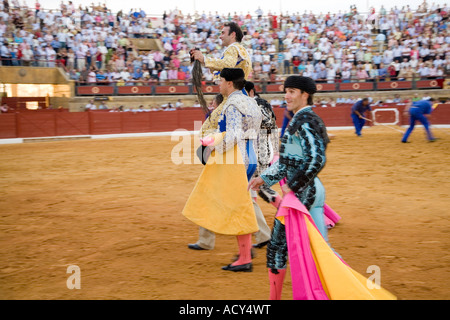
left=324, top=204, right=341, bottom=228
left=277, top=192, right=396, bottom=300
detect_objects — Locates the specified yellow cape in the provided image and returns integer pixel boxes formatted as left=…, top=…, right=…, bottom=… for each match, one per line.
left=182, top=144, right=258, bottom=235
left=304, top=215, right=396, bottom=300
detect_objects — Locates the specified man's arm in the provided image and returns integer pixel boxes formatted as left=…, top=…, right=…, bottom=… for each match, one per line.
left=192, top=46, right=239, bottom=72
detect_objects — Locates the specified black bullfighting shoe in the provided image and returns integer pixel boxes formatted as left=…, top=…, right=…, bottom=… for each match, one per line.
left=222, top=263, right=253, bottom=272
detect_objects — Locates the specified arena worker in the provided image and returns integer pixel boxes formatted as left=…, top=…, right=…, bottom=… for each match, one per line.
left=183, top=68, right=262, bottom=272
left=401, top=98, right=437, bottom=143
left=248, top=76, right=396, bottom=300
left=350, top=97, right=372, bottom=137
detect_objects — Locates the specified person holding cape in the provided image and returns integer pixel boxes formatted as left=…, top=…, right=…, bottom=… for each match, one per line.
left=183, top=68, right=262, bottom=272
left=248, top=76, right=396, bottom=300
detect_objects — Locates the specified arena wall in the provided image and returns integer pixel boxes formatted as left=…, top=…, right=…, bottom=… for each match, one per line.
left=1, top=104, right=449, bottom=140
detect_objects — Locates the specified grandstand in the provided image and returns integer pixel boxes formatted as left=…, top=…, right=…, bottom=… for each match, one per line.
left=1, top=0, right=450, bottom=139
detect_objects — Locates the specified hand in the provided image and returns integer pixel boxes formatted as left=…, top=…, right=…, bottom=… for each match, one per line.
left=281, top=183, right=291, bottom=195
left=200, top=136, right=215, bottom=146
left=191, top=50, right=205, bottom=64
left=248, top=177, right=265, bottom=191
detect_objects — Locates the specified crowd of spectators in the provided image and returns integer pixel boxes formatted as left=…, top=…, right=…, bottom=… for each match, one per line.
left=1, top=0, right=450, bottom=86
left=83, top=97, right=201, bottom=111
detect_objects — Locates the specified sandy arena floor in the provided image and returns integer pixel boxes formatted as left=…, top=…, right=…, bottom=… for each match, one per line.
left=0, top=126, right=449, bottom=300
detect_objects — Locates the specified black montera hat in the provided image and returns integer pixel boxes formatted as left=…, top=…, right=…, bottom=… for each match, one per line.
left=220, top=68, right=245, bottom=81
left=284, top=76, right=317, bottom=94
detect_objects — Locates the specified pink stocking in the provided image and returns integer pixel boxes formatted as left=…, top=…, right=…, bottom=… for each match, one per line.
left=271, top=194, right=282, bottom=209
left=268, top=268, right=286, bottom=300
left=232, top=234, right=252, bottom=266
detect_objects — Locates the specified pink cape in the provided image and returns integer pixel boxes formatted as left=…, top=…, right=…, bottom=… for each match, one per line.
left=277, top=192, right=330, bottom=300
left=324, top=204, right=341, bottom=228
left=276, top=192, right=396, bottom=300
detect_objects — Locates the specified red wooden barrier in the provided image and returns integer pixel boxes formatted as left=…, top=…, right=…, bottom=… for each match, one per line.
left=265, top=84, right=284, bottom=93
left=339, top=82, right=374, bottom=91
left=416, top=79, right=444, bottom=89
left=315, top=83, right=336, bottom=91
left=155, top=85, right=190, bottom=94
left=1, top=97, right=47, bottom=110
left=16, top=113, right=57, bottom=137
left=0, top=113, right=17, bottom=138
left=377, top=81, right=413, bottom=90
left=193, top=85, right=220, bottom=94
left=56, top=112, right=90, bottom=136
left=0, top=104, right=449, bottom=139
left=89, top=112, right=122, bottom=135
left=77, top=86, right=114, bottom=95
left=117, top=86, right=152, bottom=95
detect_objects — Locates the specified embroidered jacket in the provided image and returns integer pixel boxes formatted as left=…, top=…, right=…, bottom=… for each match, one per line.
left=259, top=106, right=329, bottom=207
left=214, top=90, right=262, bottom=169
left=200, top=42, right=252, bottom=137
left=254, top=96, right=279, bottom=176
left=205, top=42, right=252, bottom=82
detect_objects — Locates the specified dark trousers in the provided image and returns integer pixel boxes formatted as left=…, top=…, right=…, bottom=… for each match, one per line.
left=402, top=108, right=435, bottom=142
left=351, top=113, right=366, bottom=136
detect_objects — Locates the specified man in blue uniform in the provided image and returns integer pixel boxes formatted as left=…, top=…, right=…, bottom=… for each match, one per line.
left=401, top=98, right=437, bottom=143
left=351, top=97, right=372, bottom=136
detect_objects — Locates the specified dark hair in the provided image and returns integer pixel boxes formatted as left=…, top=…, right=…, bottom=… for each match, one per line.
left=223, top=22, right=243, bottom=42
left=304, top=91, right=315, bottom=106
left=232, top=77, right=246, bottom=90
left=214, top=94, right=224, bottom=105
left=244, top=81, right=255, bottom=95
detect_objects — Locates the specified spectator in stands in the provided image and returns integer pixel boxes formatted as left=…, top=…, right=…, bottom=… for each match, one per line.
left=393, top=94, right=403, bottom=103
left=132, top=67, right=143, bottom=81
left=175, top=99, right=184, bottom=109
left=159, top=67, right=168, bottom=84
left=136, top=105, right=146, bottom=112
left=335, top=96, right=345, bottom=103
left=192, top=100, right=201, bottom=108
left=87, top=67, right=97, bottom=83
left=283, top=48, right=292, bottom=74
left=356, top=66, right=369, bottom=82
left=1, top=42, right=11, bottom=66
left=0, top=103, right=10, bottom=113
left=387, top=63, right=397, bottom=80
left=2, top=0, right=449, bottom=98
left=292, top=56, right=301, bottom=74
left=177, top=67, right=187, bottom=84
left=98, top=101, right=109, bottom=110
left=84, top=99, right=96, bottom=111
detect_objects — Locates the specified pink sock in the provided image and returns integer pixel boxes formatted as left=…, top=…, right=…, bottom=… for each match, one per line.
left=268, top=268, right=286, bottom=300
left=232, top=234, right=252, bottom=266
left=271, top=195, right=282, bottom=209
